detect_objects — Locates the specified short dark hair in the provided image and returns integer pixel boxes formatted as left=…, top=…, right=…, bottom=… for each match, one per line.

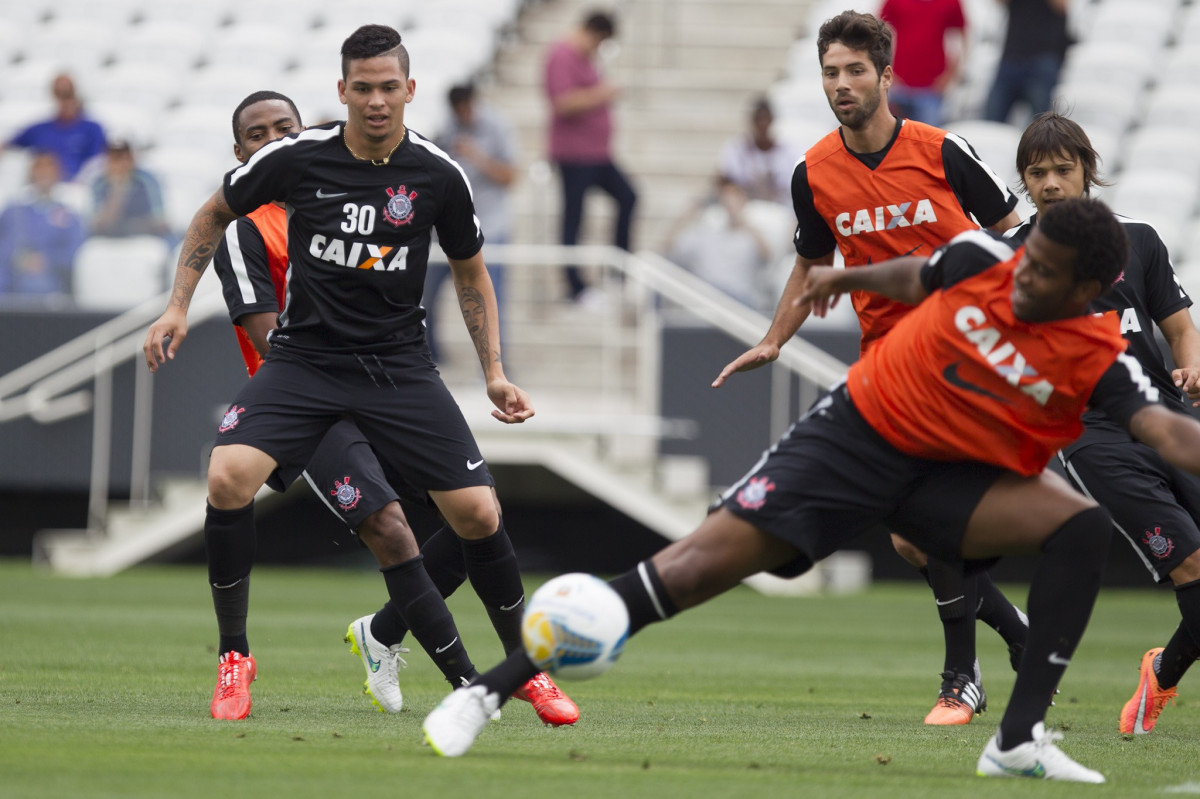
left=817, top=11, right=893, bottom=76
left=447, top=83, right=475, bottom=108
left=583, top=11, right=616, bottom=38
left=1038, top=197, right=1128, bottom=288
left=341, top=24, right=410, bottom=79
left=1016, top=111, right=1109, bottom=195
left=231, top=90, right=302, bottom=146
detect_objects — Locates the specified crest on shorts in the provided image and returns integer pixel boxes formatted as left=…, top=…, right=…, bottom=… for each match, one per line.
left=1143, top=526, right=1174, bottom=560
left=332, top=476, right=362, bottom=511
left=736, top=476, right=775, bottom=511
left=218, top=405, right=245, bottom=433
left=383, top=185, right=417, bottom=227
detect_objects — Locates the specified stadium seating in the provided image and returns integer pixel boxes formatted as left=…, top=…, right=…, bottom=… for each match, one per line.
left=71, top=235, right=172, bottom=311
left=0, top=0, right=527, bottom=243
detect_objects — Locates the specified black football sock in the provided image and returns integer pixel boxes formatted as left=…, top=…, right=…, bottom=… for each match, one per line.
left=205, top=500, right=257, bottom=657
left=608, top=559, right=679, bottom=637
left=1156, top=579, right=1200, bottom=688
left=369, top=525, right=466, bottom=646
left=474, top=649, right=540, bottom=708
left=924, top=557, right=978, bottom=679
left=461, top=522, right=526, bottom=654
left=380, top=555, right=474, bottom=685
left=998, top=507, right=1110, bottom=750
left=974, top=570, right=1030, bottom=656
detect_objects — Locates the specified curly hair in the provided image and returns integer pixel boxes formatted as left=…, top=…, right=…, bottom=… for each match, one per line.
left=341, top=24, right=409, bottom=78
left=817, top=11, right=893, bottom=76
left=1038, top=197, right=1128, bottom=288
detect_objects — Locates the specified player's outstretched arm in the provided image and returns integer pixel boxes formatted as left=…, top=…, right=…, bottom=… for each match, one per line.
left=1130, top=404, right=1200, bottom=475
left=448, top=252, right=534, bottom=424
left=797, top=255, right=929, bottom=316
left=143, top=188, right=238, bottom=372
left=1160, top=308, right=1200, bottom=407
left=712, top=253, right=829, bottom=388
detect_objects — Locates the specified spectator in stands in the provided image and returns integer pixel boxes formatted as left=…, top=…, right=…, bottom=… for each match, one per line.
left=665, top=176, right=775, bottom=310
left=879, top=0, right=966, bottom=127
left=429, top=83, right=517, bottom=363
left=544, top=9, right=638, bottom=306
left=0, top=152, right=87, bottom=298
left=717, top=97, right=802, bottom=207
left=89, top=140, right=170, bottom=239
left=984, top=0, right=1070, bottom=125
left=5, top=73, right=107, bottom=182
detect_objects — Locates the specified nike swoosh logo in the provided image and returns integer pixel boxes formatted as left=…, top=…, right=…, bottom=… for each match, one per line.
left=1048, top=651, right=1071, bottom=666
left=316, top=189, right=348, bottom=198
left=987, top=754, right=1046, bottom=778
left=942, top=361, right=1009, bottom=404
left=935, top=596, right=965, bottom=606
left=359, top=622, right=381, bottom=673
left=467, top=459, right=484, bottom=471
left=499, top=596, right=524, bottom=612
left=434, top=637, right=459, bottom=654
left=899, top=245, right=921, bottom=257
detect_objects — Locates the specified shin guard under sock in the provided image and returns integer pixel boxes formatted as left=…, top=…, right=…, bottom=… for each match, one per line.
left=205, top=500, right=257, bottom=656
left=607, top=560, right=679, bottom=638
left=998, top=506, right=1110, bottom=749
left=975, top=570, right=1029, bottom=651
left=924, top=557, right=978, bottom=678
left=381, top=555, right=474, bottom=684
left=461, top=523, right=526, bottom=653
left=1157, top=579, right=1200, bottom=688
left=369, top=525, right=466, bottom=647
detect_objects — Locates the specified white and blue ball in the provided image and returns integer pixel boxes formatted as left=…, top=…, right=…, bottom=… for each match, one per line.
left=521, top=573, right=629, bottom=680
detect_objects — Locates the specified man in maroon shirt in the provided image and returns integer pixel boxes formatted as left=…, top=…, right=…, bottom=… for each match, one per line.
left=544, top=10, right=638, bottom=303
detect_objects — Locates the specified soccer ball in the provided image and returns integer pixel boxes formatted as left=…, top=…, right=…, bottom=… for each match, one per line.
left=521, top=573, right=629, bottom=680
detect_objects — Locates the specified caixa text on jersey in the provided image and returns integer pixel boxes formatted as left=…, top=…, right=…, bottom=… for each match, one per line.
left=308, top=235, right=410, bottom=270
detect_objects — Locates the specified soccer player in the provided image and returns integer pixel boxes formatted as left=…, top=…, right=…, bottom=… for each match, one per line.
left=716, top=9, right=1029, bottom=725
left=1007, top=112, right=1200, bottom=735
left=424, top=198, right=1200, bottom=782
left=142, top=25, right=567, bottom=725
left=204, top=90, right=576, bottom=725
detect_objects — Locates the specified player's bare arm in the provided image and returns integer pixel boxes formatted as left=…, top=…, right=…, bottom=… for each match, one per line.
left=1159, top=308, right=1200, bottom=406
left=712, top=253, right=831, bottom=388
left=1129, top=403, right=1200, bottom=474
left=143, top=188, right=238, bottom=372
left=798, top=255, right=929, bottom=317
left=238, top=311, right=278, bottom=358
left=449, top=252, right=534, bottom=425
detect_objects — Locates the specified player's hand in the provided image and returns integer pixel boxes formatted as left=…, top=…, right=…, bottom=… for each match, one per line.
left=712, top=344, right=780, bottom=388
left=1174, top=366, right=1200, bottom=406
left=487, top=379, right=535, bottom=424
left=143, top=307, right=188, bottom=373
left=796, top=266, right=843, bottom=318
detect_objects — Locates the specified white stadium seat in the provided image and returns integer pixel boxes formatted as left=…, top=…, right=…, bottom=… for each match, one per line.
left=72, top=235, right=172, bottom=311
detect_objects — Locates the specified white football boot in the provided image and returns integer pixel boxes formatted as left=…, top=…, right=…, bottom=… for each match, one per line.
left=977, top=722, right=1104, bottom=783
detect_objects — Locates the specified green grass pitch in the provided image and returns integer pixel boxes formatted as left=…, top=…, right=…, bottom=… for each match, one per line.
left=1, top=559, right=1198, bottom=798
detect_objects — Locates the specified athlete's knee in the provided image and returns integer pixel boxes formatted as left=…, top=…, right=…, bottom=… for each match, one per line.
left=207, top=450, right=267, bottom=509
left=358, top=502, right=414, bottom=544
left=891, top=533, right=928, bottom=568
left=437, top=488, right=500, bottom=539
left=1169, top=548, right=1200, bottom=585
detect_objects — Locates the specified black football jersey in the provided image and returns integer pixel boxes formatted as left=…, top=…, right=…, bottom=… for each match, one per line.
left=1008, top=213, right=1193, bottom=455
left=222, top=122, right=483, bottom=355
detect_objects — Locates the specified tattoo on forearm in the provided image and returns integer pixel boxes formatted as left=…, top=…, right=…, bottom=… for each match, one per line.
left=170, top=219, right=220, bottom=309
left=459, top=287, right=500, bottom=369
